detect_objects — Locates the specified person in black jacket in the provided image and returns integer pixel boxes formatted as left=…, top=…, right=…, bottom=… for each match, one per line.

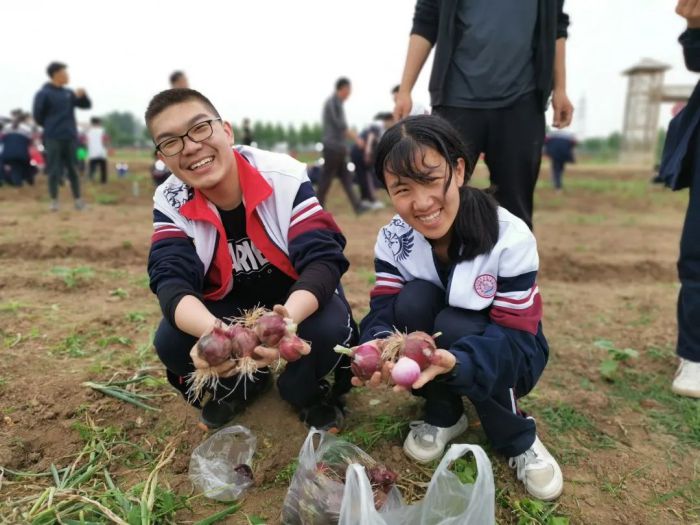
left=658, top=0, right=700, bottom=399
left=394, top=0, right=573, bottom=229
left=33, top=62, right=91, bottom=211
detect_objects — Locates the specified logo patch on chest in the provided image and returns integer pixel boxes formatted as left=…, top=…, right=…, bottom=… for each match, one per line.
left=474, top=274, right=497, bottom=298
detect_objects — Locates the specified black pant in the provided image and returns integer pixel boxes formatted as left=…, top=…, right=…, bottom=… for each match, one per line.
left=350, top=148, right=376, bottom=202
left=89, top=158, right=107, bottom=184
left=154, top=293, right=356, bottom=409
left=391, top=280, right=539, bottom=457
left=3, top=160, right=33, bottom=186
left=550, top=158, right=565, bottom=190
left=317, top=147, right=363, bottom=213
left=45, top=139, right=81, bottom=200
left=434, top=92, right=545, bottom=230
left=678, top=149, right=700, bottom=362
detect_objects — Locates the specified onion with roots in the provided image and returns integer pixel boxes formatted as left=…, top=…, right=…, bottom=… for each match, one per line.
left=187, top=307, right=306, bottom=401
left=334, top=342, right=383, bottom=380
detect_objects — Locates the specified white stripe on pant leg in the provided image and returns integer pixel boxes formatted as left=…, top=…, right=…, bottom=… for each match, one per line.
left=509, top=388, right=517, bottom=414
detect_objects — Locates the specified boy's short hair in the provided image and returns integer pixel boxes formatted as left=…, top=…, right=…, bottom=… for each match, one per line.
left=90, top=116, right=102, bottom=125
left=144, top=88, right=220, bottom=131
left=47, top=61, right=67, bottom=78
left=335, top=77, right=351, bottom=91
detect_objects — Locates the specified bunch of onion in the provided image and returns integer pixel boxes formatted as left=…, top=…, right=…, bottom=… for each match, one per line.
left=335, top=330, right=441, bottom=388
left=188, top=308, right=308, bottom=399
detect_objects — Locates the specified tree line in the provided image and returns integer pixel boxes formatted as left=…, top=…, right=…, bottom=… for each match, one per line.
left=101, top=111, right=323, bottom=149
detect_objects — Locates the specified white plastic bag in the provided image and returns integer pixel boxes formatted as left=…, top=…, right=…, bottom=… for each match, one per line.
left=188, top=425, right=256, bottom=501
left=339, top=443, right=495, bottom=525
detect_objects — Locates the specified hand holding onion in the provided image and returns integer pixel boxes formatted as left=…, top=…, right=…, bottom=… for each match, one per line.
left=393, top=348, right=457, bottom=391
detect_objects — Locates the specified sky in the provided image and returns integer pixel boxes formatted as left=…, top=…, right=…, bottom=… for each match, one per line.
left=1, top=0, right=698, bottom=139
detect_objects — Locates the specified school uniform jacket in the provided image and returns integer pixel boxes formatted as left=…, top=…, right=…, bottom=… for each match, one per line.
left=360, top=207, right=549, bottom=401
left=148, top=146, right=349, bottom=321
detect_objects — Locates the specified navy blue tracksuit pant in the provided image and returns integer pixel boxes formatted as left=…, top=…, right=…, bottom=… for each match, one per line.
left=391, top=280, right=545, bottom=457
left=154, top=293, right=355, bottom=410
left=678, top=146, right=700, bottom=363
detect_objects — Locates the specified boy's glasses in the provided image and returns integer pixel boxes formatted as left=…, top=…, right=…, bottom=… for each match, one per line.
left=155, top=118, right=222, bottom=157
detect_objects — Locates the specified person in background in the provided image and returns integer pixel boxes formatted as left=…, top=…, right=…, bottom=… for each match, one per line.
left=658, top=0, right=700, bottom=399
left=350, top=112, right=395, bottom=210
left=32, top=61, right=91, bottom=211
left=87, top=117, right=110, bottom=184
left=543, top=129, right=576, bottom=191
left=318, top=77, right=368, bottom=215
left=169, top=70, right=189, bottom=89
left=393, top=0, right=573, bottom=230
left=242, top=118, right=254, bottom=146
left=1, top=110, right=34, bottom=187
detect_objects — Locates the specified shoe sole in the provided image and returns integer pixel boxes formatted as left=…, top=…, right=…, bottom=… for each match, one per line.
left=671, top=385, right=700, bottom=398
left=403, top=416, right=469, bottom=464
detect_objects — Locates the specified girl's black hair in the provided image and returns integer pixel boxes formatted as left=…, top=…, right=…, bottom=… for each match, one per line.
left=374, top=114, right=498, bottom=262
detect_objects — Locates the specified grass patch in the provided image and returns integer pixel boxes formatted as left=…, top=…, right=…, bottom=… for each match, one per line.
left=50, top=266, right=94, bottom=288
left=611, top=369, right=700, bottom=447
left=342, top=414, right=409, bottom=450
left=94, top=192, right=120, bottom=205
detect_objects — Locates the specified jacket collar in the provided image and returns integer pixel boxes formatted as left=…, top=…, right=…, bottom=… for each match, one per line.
left=178, top=149, right=272, bottom=219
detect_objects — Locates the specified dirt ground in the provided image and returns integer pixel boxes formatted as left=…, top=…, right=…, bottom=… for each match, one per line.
left=0, top=162, right=698, bottom=524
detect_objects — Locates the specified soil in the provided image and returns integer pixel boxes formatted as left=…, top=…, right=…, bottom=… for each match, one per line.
left=0, top=163, right=697, bottom=524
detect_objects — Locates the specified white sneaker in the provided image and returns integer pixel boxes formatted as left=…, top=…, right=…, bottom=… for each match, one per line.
left=50, top=199, right=59, bottom=212
left=671, top=358, right=700, bottom=398
left=509, top=436, right=563, bottom=501
left=369, top=200, right=385, bottom=210
left=403, top=415, right=468, bottom=463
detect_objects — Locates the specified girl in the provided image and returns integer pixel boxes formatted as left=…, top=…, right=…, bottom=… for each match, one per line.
left=358, top=115, right=563, bottom=501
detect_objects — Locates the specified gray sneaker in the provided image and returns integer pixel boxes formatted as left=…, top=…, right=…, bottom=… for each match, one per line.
left=74, top=199, right=86, bottom=211
left=49, top=200, right=59, bottom=212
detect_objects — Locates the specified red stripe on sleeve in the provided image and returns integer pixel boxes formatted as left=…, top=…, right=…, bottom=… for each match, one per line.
left=370, top=285, right=402, bottom=298
left=489, top=294, right=542, bottom=335
left=151, top=229, right=188, bottom=243
left=288, top=212, right=341, bottom=240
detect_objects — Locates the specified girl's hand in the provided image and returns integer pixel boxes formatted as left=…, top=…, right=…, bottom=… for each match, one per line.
left=350, top=360, right=394, bottom=388
left=394, top=349, right=457, bottom=391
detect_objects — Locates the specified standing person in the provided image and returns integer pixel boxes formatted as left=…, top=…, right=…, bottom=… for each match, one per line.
left=543, top=129, right=576, bottom=191
left=394, top=0, right=574, bottom=229
left=169, top=70, right=189, bottom=89
left=317, top=77, right=367, bottom=215
left=1, top=111, right=33, bottom=187
left=145, top=88, right=355, bottom=431
left=32, top=61, right=91, bottom=211
left=659, top=0, right=700, bottom=398
left=86, top=117, right=109, bottom=184
left=358, top=115, right=562, bottom=500
left=350, top=112, right=394, bottom=210
left=241, top=118, right=254, bottom=146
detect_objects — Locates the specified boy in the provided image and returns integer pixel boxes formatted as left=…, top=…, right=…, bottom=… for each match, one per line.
left=145, top=88, right=355, bottom=430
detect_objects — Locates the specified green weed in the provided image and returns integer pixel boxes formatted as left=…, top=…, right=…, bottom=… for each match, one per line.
left=50, top=266, right=94, bottom=288
left=595, top=339, right=639, bottom=380
left=342, top=414, right=409, bottom=450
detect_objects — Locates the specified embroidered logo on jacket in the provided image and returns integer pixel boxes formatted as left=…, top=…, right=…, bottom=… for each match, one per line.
left=474, top=274, right=497, bottom=298
left=162, top=182, right=191, bottom=210
left=383, top=228, right=414, bottom=262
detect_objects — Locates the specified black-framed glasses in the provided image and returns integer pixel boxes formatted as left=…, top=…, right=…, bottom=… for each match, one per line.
left=155, top=118, right=222, bottom=157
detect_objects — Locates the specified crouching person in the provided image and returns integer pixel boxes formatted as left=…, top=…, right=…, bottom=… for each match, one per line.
left=358, top=115, right=563, bottom=500
left=145, top=88, right=355, bottom=431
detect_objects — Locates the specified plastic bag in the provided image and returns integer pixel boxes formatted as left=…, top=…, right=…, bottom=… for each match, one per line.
left=188, top=425, right=256, bottom=501
left=339, top=444, right=495, bottom=525
left=281, top=428, right=401, bottom=524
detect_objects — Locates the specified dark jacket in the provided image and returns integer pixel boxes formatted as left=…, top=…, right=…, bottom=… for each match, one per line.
left=411, top=0, right=569, bottom=112
left=0, top=127, right=31, bottom=162
left=32, top=83, right=91, bottom=141
left=659, top=28, right=700, bottom=191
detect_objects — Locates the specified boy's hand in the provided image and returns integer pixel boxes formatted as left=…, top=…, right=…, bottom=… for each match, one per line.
left=189, top=341, right=238, bottom=378
left=677, top=0, right=700, bottom=27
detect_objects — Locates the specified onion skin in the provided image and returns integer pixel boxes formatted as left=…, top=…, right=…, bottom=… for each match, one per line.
left=334, top=343, right=383, bottom=380
left=391, top=357, right=421, bottom=388
left=254, top=312, right=289, bottom=347
left=197, top=321, right=234, bottom=366
left=400, top=331, right=438, bottom=370
left=230, top=326, right=260, bottom=359
left=278, top=334, right=306, bottom=362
